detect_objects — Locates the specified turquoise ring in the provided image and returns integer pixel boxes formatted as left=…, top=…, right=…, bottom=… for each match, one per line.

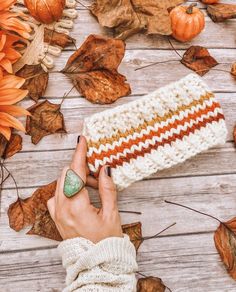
left=63, top=169, right=85, bottom=198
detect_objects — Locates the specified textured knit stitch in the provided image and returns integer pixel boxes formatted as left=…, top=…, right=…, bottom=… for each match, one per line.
left=83, top=74, right=227, bottom=190
left=58, top=235, right=138, bottom=291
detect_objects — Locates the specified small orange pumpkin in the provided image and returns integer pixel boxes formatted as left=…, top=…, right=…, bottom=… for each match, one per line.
left=24, top=0, right=65, bottom=24
left=201, top=0, right=219, bottom=4
left=170, top=4, right=205, bottom=42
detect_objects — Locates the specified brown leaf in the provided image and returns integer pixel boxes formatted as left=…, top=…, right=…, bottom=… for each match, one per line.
left=17, top=64, right=49, bottom=102
left=0, top=134, right=8, bottom=158
left=137, top=277, right=167, bottom=292
left=122, top=222, right=143, bottom=251
left=234, top=125, right=236, bottom=147
left=181, top=46, right=218, bottom=76
left=214, top=217, right=236, bottom=280
left=27, top=209, right=62, bottom=241
left=207, top=4, right=236, bottom=22
left=231, top=63, right=236, bottom=79
left=90, top=0, right=184, bottom=40
left=62, top=34, right=131, bottom=104
left=26, top=100, right=66, bottom=144
left=8, top=181, right=57, bottom=232
left=4, top=133, right=22, bottom=159
left=44, top=28, right=76, bottom=48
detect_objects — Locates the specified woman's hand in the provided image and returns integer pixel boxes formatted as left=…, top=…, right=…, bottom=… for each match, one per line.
left=47, top=136, right=123, bottom=243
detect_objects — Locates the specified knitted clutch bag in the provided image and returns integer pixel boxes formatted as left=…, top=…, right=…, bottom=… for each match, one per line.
left=83, top=74, right=227, bottom=190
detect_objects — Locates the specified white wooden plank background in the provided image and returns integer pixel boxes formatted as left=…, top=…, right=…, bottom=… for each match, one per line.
left=1, top=1, right=236, bottom=291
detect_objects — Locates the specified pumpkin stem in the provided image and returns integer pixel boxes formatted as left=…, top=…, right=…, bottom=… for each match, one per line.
left=186, top=3, right=197, bottom=14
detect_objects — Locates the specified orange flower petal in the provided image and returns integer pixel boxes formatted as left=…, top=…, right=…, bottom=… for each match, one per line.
left=0, top=34, right=6, bottom=51
left=0, top=75, right=25, bottom=89
left=0, top=125, right=11, bottom=140
left=0, top=88, right=28, bottom=105
left=0, top=105, right=30, bottom=117
left=0, top=0, right=16, bottom=12
left=0, top=58, right=13, bottom=73
left=0, top=112, right=25, bottom=132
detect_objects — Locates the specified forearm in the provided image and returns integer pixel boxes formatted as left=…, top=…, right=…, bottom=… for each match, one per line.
left=58, top=235, right=138, bottom=291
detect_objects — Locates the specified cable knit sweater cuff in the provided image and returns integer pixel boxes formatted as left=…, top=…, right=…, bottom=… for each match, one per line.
left=58, top=235, right=138, bottom=285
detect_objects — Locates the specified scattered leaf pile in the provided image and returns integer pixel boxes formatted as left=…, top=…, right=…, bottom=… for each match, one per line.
left=207, top=4, right=236, bottom=22
left=181, top=46, right=218, bottom=76
left=62, top=34, right=131, bottom=104
left=90, top=0, right=185, bottom=40
left=26, top=100, right=66, bottom=144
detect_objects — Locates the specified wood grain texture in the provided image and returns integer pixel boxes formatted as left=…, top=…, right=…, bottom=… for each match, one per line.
left=1, top=1, right=236, bottom=291
left=1, top=233, right=236, bottom=292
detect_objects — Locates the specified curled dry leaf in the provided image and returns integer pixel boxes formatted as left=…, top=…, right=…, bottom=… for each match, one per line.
left=181, top=46, right=218, bottom=76
left=207, top=4, right=236, bottom=22
left=234, top=125, right=236, bottom=147
left=122, top=222, right=143, bottom=251
left=90, top=0, right=184, bottom=40
left=137, top=276, right=167, bottom=292
left=231, top=63, right=236, bottom=79
left=62, top=34, right=131, bottom=104
left=214, top=217, right=236, bottom=280
left=0, top=134, right=8, bottom=158
left=16, top=64, right=49, bottom=102
left=8, top=181, right=57, bottom=232
left=44, top=28, right=76, bottom=48
left=26, top=100, right=66, bottom=144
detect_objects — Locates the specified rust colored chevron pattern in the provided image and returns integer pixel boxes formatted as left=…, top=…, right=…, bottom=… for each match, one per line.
left=83, top=74, right=227, bottom=190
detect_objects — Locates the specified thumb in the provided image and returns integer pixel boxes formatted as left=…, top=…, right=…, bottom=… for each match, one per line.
left=98, top=166, right=117, bottom=215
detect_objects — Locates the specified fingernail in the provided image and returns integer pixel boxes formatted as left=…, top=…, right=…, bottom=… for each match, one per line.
left=77, top=135, right=80, bottom=143
left=105, top=166, right=111, bottom=177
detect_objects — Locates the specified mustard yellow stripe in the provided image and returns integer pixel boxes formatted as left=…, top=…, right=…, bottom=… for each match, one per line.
left=87, top=92, right=214, bottom=148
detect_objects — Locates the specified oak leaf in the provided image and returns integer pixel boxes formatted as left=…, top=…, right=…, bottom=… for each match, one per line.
left=44, top=28, right=76, bottom=48
left=8, top=181, right=57, bottom=232
left=122, top=222, right=143, bottom=251
left=26, top=100, right=66, bottom=144
left=207, top=4, right=236, bottom=22
left=214, top=217, right=236, bottom=280
left=16, top=64, right=49, bottom=102
left=90, top=0, right=185, bottom=40
left=137, top=277, right=167, bottom=292
left=61, top=34, right=131, bottom=104
left=181, top=46, right=218, bottom=76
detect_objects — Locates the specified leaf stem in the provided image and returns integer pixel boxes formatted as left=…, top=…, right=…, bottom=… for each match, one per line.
left=142, top=222, right=176, bottom=240
left=167, top=37, right=183, bottom=59
left=135, top=59, right=180, bottom=71
left=119, top=210, right=142, bottom=215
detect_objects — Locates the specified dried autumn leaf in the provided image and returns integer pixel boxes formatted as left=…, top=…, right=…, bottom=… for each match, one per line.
left=3, top=133, right=22, bottom=159
left=16, top=64, right=49, bottom=102
left=122, top=222, right=143, bottom=251
left=62, top=34, right=131, bottom=104
left=26, top=100, right=66, bottom=144
left=44, top=28, right=76, bottom=48
left=214, top=218, right=236, bottom=280
left=234, top=125, right=236, bottom=147
left=137, top=277, right=167, bottom=292
left=27, top=209, right=62, bottom=241
left=8, top=181, right=57, bottom=232
left=181, top=46, right=218, bottom=76
left=231, top=63, right=236, bottom=79
left=90, top=0, right=185, bottom=40
left=0, top=134, right=8, bottom=158
left=207, top=4, right=236, bottom=22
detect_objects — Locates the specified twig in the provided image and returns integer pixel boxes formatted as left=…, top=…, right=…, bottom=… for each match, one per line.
left=142, top=222, right=176, bottom=240
left=119, top=210, right=142, bottom=215
left=135, top=59, right=180, bottom=71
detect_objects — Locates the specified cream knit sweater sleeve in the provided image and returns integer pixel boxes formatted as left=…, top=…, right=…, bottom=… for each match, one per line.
left=58, top=234, right=138, bottom=291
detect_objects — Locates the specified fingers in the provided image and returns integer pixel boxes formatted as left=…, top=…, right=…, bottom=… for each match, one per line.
left=98, top=166, right=118, bottom=215
left=70, top=135, right=87, bottom=182
left=47, top=197, right=55, bottom=220
left=86, top=175, right=98, bottom=189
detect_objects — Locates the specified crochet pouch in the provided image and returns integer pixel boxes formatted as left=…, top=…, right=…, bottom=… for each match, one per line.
left=83, top=74, right=227, bottom=190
